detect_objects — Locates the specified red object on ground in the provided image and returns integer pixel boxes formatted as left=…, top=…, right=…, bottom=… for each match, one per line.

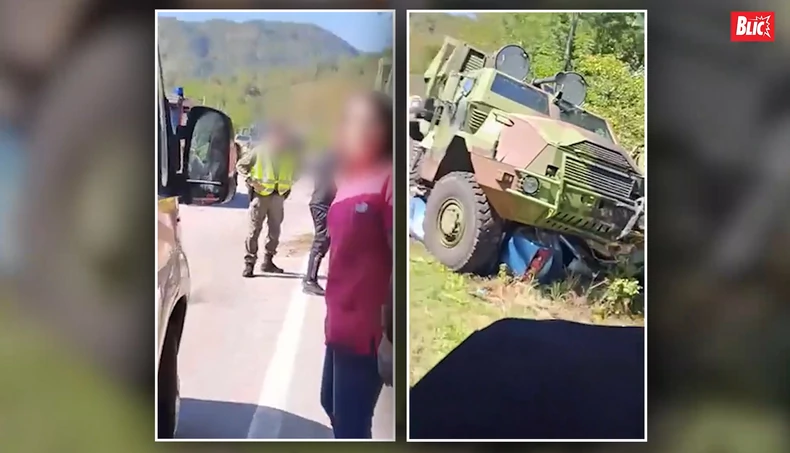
left=524, top=248, right=552, bottom=280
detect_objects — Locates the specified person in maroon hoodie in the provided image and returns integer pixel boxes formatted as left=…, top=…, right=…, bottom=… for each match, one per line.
left=320, top=91, right=393, bottom=439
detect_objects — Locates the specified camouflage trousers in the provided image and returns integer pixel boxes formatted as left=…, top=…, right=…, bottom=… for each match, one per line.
left=244, top=193, right=285, bottom=265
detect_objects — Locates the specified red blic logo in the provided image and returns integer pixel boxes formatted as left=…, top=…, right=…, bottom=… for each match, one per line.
left=731, top=12, right=774, bottom=42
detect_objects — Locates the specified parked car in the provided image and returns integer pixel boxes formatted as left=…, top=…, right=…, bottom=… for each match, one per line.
left=157, top=54, right=235, bottom=438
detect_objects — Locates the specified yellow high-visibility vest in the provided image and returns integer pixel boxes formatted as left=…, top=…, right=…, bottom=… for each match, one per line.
left=250, top=151, right=294, bottom=196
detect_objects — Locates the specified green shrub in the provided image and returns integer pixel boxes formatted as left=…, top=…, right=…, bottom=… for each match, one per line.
left=600, top=277, right=642, bottom=317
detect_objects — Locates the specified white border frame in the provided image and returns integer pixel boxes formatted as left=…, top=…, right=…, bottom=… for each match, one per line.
left=405, top=9, right=648, bottom=443
left=155, top=8, right=397, bottom=442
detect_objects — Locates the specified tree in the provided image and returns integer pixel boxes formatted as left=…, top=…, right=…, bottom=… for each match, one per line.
left=585, top=12, right=645, bottom=70
left=576, top=54, right=644, bottom=150
left=176, top=53, right=383, bottom=147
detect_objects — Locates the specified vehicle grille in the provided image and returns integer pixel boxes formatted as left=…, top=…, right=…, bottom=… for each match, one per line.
left=569, top=141, right=634, bottom=170
left=467, top=106, right=488, bottom=132
left=462, top=50, right=485, bottom=72
left=563, top=155, right=636, bottom=202
left=544, top=215, right=613, bottom=237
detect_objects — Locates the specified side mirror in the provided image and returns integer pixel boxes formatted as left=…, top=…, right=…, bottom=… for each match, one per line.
left=181, top=106, right=236, bottom=205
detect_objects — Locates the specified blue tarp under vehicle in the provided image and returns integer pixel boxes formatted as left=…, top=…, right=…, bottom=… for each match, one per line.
left=409, top=195, right=597, bottom=284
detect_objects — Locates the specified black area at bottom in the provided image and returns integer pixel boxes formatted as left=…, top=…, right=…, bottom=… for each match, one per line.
left=409, top=318, right=645, bottom=440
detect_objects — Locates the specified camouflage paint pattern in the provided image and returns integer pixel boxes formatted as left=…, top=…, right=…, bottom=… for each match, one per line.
left=412, top=36, right=645, bottom=244
left=244, top=193, right=285, bottom=264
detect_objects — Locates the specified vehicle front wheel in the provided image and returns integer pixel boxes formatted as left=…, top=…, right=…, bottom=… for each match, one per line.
left=157, top=322, right=181, bottom=438
left=423, top=172, right=502, bottom=274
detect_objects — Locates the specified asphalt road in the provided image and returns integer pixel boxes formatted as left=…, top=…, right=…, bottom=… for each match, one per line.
left=174, top=178, right=394, bottom=440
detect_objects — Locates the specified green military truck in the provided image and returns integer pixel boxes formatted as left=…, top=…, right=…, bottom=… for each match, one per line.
left=409, top=37, right=644, bottom=275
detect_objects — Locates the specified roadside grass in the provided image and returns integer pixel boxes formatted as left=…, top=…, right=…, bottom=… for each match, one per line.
left=408, top=240, right=643, bottom=386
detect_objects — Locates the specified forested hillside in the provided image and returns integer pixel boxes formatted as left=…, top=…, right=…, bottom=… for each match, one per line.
left=158, top=18, right=359, bottom=81
left=409, top=12, right=645, bottom=151
left=177, top=51, right=390, bottom=148
left=159, top=17, right=391, bottom=148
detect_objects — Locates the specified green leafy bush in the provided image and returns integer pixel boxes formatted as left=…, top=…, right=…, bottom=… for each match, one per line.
left=171, top=51, right=391, bottom=149
left=601, top=277, right=642, bottom=317
left=575, top=54, right=645, bottom=150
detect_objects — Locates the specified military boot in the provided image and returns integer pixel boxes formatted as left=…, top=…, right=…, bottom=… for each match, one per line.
left=242, top=262, right=254, bottom=278
left=260, top=254, right=284, bottom=274
left=302, top=252, right=325, bottom=296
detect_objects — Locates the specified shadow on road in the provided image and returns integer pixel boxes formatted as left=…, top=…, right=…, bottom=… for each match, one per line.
left=252, top=271, right=326, bottom=281
left=176, top=398, right=333, bottom=439
left=209, top=191, right=250, bottom=209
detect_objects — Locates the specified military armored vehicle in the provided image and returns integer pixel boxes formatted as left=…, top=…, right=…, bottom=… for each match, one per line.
left=375, top=57, right=393, bottom=96
left=409, top=37, right=645, bottom=275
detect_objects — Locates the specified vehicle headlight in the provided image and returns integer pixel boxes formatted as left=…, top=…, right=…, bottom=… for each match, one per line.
left=521, top=175, right=540, bottom=195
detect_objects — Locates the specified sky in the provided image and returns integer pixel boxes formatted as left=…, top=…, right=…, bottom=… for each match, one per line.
left=156, top=11, right=393, bottom=53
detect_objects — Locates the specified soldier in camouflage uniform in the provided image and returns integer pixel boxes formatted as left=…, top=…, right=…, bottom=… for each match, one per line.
left=236, top=125, right=300, bottom=277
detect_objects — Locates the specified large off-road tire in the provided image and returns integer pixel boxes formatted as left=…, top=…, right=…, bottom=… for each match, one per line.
left=157, top=343, right=179, bottom=438
left=424, top=172, right=503, bottom=274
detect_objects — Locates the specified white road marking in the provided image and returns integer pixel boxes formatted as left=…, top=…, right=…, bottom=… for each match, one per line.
left=247, top=255, right=311, bottom=439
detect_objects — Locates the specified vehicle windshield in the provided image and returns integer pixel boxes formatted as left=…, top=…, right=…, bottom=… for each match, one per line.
left=490, top=73, right=550, bottom=115
left=558, top=105, right=614, bottom=142
left=235, top=135, right=250, bottom=142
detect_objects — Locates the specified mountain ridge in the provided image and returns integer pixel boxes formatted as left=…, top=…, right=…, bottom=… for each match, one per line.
left=158, top=17, right=361, bottom=82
